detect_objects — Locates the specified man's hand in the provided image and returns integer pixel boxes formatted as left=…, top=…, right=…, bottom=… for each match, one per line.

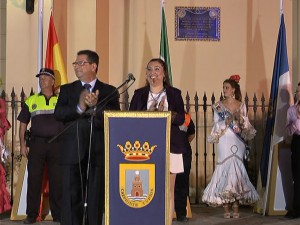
left=79, top=89, right=99, bottom=111
left=20, top=145, right=28, bottom=157
left=85, top=90, right=99, bottom=108
left=78, top=89, right=89, bottom=111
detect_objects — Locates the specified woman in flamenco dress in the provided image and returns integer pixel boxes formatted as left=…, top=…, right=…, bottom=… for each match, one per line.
left=0, top=97, right=12, bottom=214
left=202, top=75, right=259, bottom=219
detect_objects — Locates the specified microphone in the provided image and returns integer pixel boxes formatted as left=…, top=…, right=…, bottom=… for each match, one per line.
left=126, top=73, right=136, bottom=83
left=84, top=75, right=134, bottom=116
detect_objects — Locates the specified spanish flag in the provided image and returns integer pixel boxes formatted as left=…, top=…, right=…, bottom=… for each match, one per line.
left=36, top=12, right=68, bottom=221
left=45, top=12, right=68, bottom=89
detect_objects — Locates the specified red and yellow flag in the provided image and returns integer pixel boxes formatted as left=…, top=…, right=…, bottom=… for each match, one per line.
left=36, top=12, right=68, bottom=221
left=45, top=12, right=68, bottom=89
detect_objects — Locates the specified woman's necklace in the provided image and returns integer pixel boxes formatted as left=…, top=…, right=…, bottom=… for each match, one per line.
left=149, top=88, right=165, bottom=104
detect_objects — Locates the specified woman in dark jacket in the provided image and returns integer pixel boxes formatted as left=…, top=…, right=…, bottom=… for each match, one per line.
left=129, top=58, right=186, bottom=225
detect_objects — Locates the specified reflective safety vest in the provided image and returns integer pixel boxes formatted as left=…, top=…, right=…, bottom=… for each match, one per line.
left=25, top=94, right=57, bottom=118
left=179, top=112, right=191, bottom=132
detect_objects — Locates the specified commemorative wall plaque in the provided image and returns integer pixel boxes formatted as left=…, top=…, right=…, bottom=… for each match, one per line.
left=175, top=7, right=220, bottom=41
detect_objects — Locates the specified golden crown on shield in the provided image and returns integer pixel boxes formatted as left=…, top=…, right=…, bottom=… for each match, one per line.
left=117, top=140, right=157, bottom=161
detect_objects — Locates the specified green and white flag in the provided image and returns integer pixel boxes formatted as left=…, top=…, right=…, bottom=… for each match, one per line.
left=160, top=1, right=172, bottom=85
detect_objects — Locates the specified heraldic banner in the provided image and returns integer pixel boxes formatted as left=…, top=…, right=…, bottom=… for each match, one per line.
left=104, top=111, right=171, bottom=225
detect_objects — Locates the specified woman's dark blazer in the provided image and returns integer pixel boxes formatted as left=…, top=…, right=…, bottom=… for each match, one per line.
left=129, top=85, right=186, bottom=154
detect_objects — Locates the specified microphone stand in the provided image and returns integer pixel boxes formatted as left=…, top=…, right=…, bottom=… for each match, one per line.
left=48, top=77, right=134, bottom=144
left=82, top=111, right=94, bottom=225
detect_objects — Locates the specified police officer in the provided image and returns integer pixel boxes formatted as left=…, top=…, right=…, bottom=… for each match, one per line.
left=18, top=68, right=63, bottom=224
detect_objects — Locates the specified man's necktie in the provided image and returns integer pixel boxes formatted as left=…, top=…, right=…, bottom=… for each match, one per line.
left=83, top=83, right=91, bottom=92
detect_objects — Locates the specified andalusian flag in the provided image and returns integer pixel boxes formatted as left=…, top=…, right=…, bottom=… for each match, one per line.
left=160, top=0, right=172, bottom=85
left=45, top=12, right=68, bottom=89
left=260, top=13, right=291, bottom=188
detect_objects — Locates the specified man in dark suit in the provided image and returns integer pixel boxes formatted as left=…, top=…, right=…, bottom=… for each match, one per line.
left=54, top=50, right=120, bottom=225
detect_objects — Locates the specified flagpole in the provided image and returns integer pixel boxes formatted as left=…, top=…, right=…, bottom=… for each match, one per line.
left=37, top=0, right=44, bottom=91
left=161, top=0, right=164, bottom=34
left=263, top=141, right=274, bottom=215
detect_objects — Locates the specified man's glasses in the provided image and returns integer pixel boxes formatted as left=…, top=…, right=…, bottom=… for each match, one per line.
left=72, top=61, right=92, bottom=67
